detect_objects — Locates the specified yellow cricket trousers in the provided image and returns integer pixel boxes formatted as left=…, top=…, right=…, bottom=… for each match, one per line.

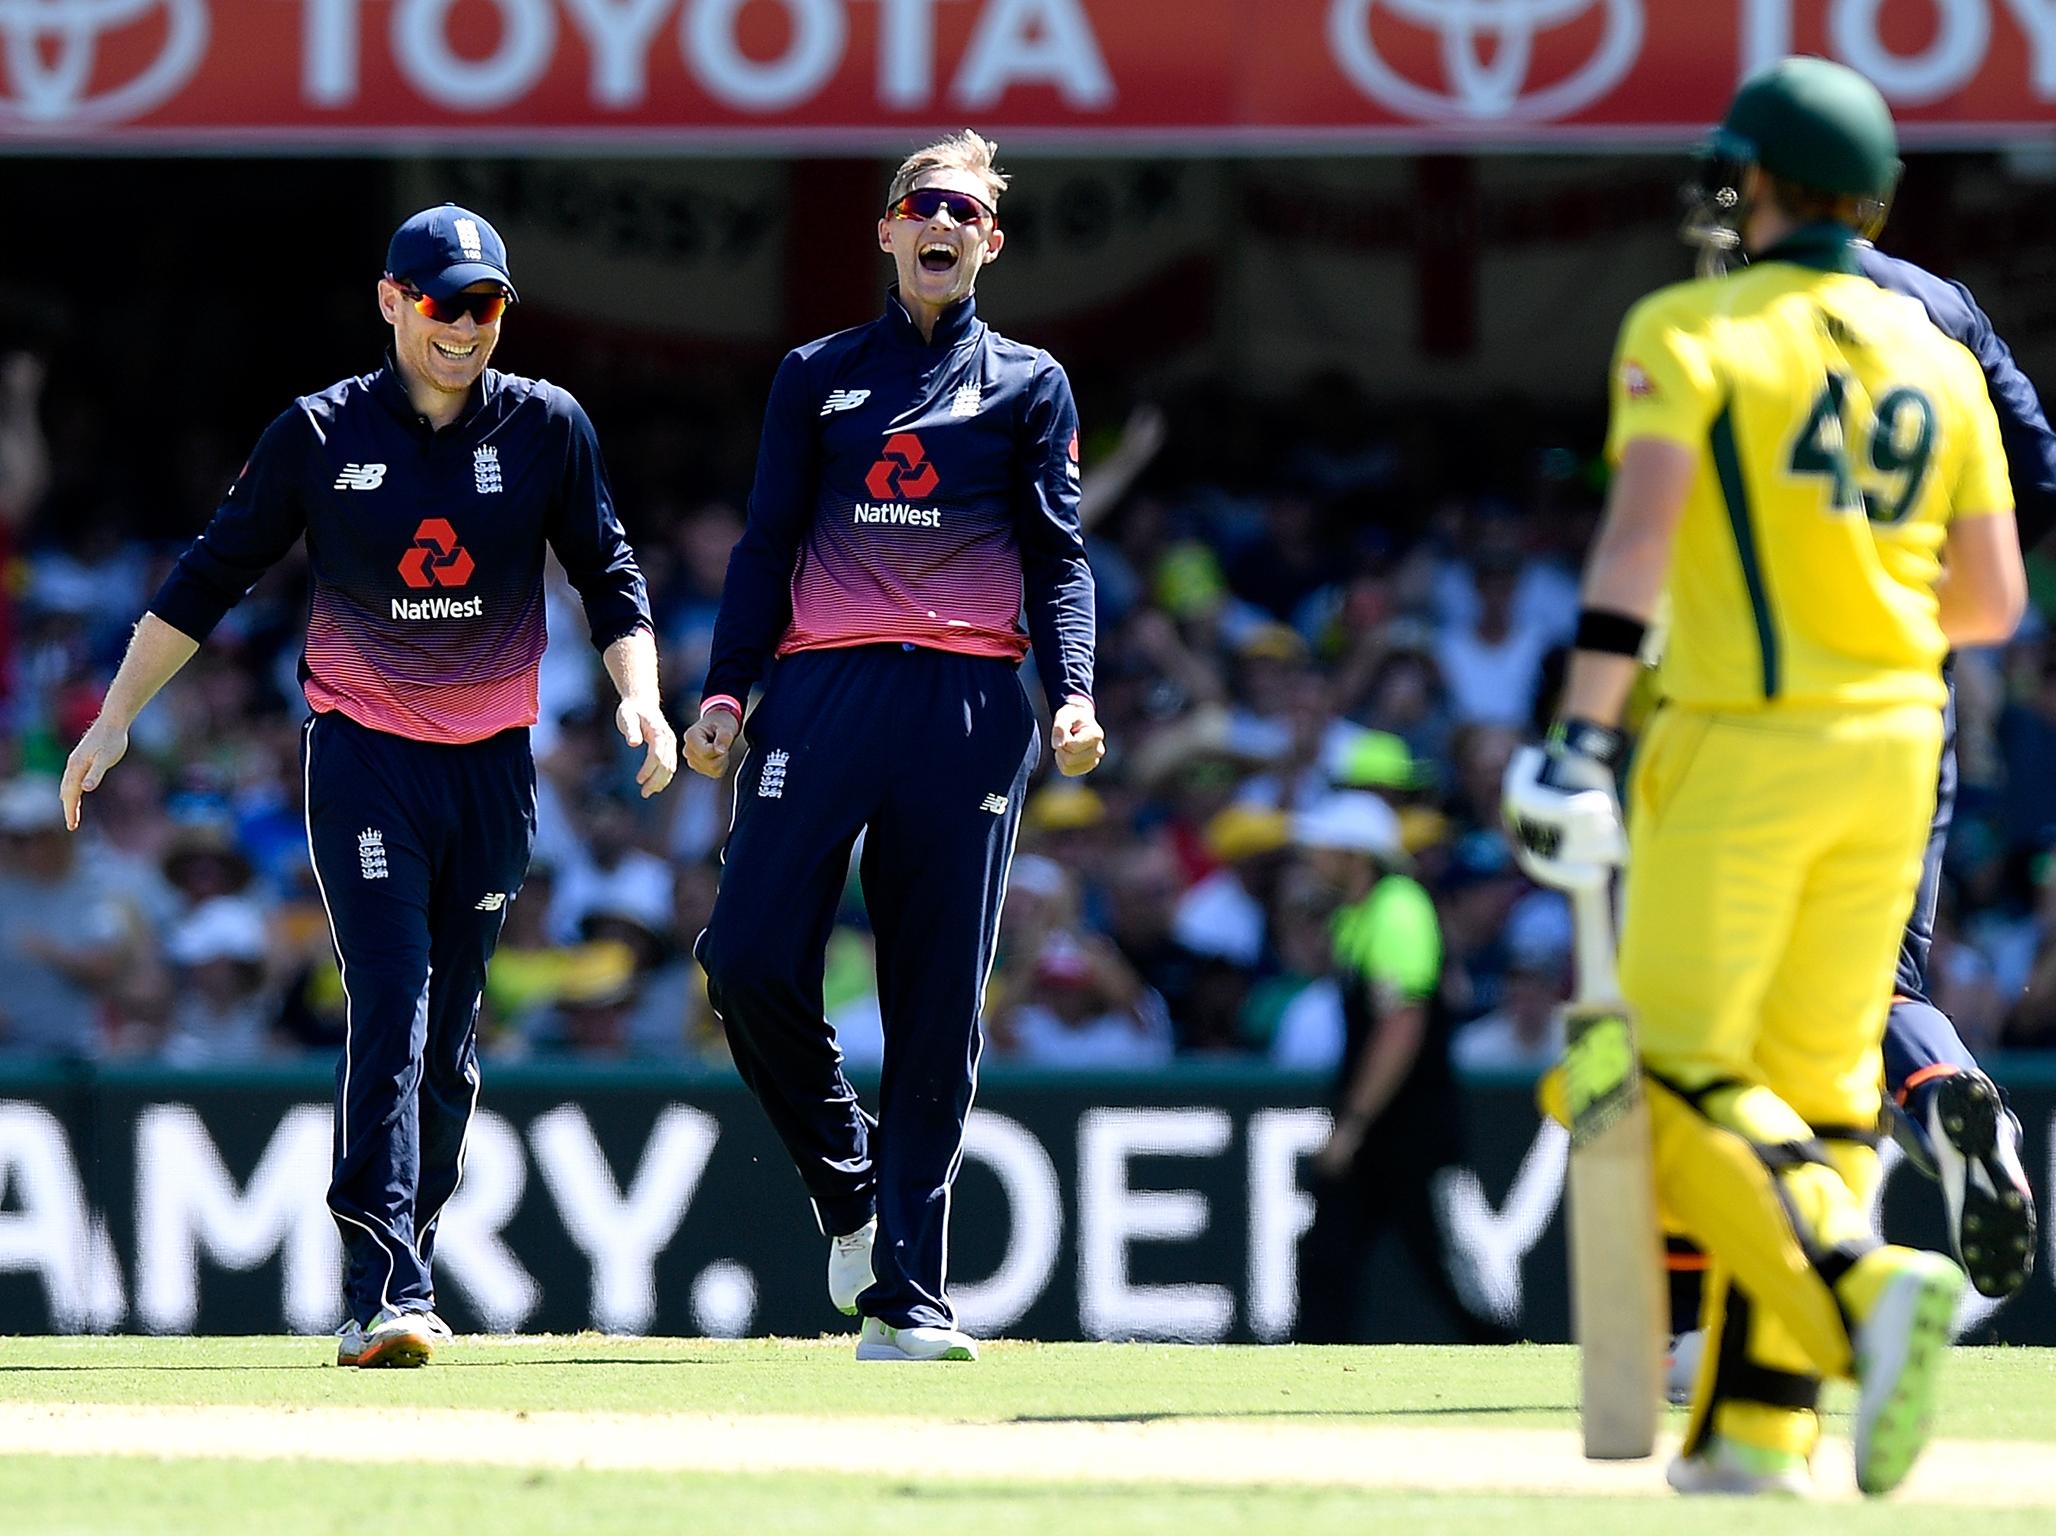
left=1620, top=700, right=1940, bottom=1456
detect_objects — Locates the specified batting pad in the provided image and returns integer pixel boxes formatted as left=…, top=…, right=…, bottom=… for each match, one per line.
left=1644, top=1075, right=1881, bottom=1380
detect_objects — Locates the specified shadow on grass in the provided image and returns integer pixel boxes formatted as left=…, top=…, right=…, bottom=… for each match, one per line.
left=1007, top=1404, right=1570, bottom=1423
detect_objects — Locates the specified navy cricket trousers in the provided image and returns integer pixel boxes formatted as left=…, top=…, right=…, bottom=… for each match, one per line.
left=697, top=646, right=1038, bottom=1330
left=302, top=710, right=536, bottom=1325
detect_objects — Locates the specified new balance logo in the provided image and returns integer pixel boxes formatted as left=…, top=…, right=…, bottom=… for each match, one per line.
left=820, top=389, right=871, bottom=416
left=473, top=445, right=503, bottom=495
left=759, top=750, right=790, bottom=799
left=335, top=463, right=388, bottom=491
left=475, top=892, right=507, bottom=912
left=357, top=828, right=389, bottom=880
left=979, top=793, right=1009, bottom=815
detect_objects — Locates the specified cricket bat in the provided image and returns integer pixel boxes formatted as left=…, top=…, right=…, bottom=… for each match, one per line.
left=1562, top=880, right=1665, bottom=1460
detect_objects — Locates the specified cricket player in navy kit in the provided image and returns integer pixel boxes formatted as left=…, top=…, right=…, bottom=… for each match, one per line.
left=60, top=205, right=675, bottom=1368
left=1854, top=245, right=2047, bottom=1297
left=685, top=131, right=1104, bottom=1362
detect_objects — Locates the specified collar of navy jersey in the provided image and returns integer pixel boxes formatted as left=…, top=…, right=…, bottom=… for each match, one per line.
left=1755, top=221, right=1864, bottom=275
left=882, top=288, right=982, bottom=352
left=369, top=352, right=502, bottom=435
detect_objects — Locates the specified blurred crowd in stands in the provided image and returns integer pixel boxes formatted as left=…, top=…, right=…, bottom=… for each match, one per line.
left=5, top=329, right=2056, bottom=1073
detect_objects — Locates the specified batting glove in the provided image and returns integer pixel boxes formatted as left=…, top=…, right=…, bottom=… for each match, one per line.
left=1502, top=719, right=1627, bottom=893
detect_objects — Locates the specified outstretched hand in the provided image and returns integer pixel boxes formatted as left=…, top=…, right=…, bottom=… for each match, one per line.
left=60, top=718, right=129, bottom=831
left=616, top=696, right=678, bottom=798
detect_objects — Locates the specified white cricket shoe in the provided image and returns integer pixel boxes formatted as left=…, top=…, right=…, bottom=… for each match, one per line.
left=1665, top=1330, right=1704, bottom=1406
left=1666, top=1435, right=1811, bottom=1496
left=1852, top=1249, right=1963, bottom=1497
left=854, top=1317, right=978, bottom=1362
left=335, top=1309, right=437, bottom=1369
left=829, top=1219, right=876, bottom=1316
left=1926, top=1071, right=2037, bottom=1299
left=420, top=1311, right=454, bottom=1341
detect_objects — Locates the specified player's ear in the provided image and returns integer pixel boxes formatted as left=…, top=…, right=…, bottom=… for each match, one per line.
left=877, top=218, right=894, bottom=253
left=982, top=226, right=1004, bottom=265
left=376, top=280, right=402, bottom=325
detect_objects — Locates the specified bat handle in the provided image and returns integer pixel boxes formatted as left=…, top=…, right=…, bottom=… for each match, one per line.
left=1571, top=880, right=1620, bottom=1004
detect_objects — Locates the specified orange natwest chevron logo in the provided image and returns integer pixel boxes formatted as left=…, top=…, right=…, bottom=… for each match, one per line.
left=398, top=518, right=475, bottom=589
left=864, top=434, right=940, bottom=501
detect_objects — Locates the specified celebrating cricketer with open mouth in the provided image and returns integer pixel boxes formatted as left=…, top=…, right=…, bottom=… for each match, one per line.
left=684, top=129, right=1104, bottom=1364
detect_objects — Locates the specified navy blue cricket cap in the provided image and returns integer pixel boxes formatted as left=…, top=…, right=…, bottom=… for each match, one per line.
left=384, top=204, right=518, bottom=303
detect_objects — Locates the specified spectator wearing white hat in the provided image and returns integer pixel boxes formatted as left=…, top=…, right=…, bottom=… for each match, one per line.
left=0, top=775, right=141, bottom=1060
left=1450, top=895, right=1572, bottom=1075
left=552, top=793, right=675, bottom=943
left=159, top=897, right=278, bottom=1069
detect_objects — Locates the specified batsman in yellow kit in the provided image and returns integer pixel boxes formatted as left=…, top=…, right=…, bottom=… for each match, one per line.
left=1505, top=58, right=2026, bottom=1497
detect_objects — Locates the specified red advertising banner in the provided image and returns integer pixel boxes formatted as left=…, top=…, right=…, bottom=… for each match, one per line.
left=3, top=0, right=2053, bottom=150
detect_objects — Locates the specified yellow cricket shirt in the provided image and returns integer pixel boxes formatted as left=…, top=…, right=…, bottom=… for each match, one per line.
left=1606, top=225, right=2014, bottom=711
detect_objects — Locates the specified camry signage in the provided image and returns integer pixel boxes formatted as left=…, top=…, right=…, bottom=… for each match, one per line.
left=0, top=0, right=2050, bottom=146
left=1, top=1068, right=2052, bottom=1343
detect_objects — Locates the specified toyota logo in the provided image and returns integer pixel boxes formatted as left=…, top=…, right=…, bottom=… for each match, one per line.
left=0, top=0, right=209, bottom=127
left=1329, top=0, right=1644, bottom=124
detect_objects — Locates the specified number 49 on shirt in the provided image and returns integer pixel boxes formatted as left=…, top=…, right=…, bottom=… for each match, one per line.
left=1787, top=372, right=1937, bottom=527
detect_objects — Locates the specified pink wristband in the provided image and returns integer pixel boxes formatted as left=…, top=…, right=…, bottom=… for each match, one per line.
left=700, top=695, right=742, bottom=721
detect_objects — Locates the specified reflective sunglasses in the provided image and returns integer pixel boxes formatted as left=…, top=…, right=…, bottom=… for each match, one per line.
left=389, top=279, right=511, bottom=326
left=886, top=187, right=994, bottom=225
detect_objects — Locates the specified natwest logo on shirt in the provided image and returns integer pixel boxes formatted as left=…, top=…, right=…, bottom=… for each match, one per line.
left=398, top=518, right=475, bottom=589
left=864, top=434, right=940, bottom=501
left=853, top=502, right=942, bottom=528
left=392, top=594, right=485, bottom=620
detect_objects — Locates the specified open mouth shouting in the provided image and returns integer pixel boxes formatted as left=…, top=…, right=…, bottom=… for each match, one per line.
left=918, top=241, right=961, bottom=275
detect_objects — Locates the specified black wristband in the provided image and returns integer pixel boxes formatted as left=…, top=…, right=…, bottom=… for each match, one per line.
left=1573, top=606, right=1648, bottom=659
left=1549, top=717, right=1625, bottom=769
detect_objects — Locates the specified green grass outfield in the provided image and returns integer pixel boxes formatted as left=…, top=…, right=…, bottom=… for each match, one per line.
left=2, top=1338, right=2052, bottom=1535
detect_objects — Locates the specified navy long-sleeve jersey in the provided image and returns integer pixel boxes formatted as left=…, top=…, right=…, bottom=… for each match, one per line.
left=701, top=292, right=1094, bottom=709
left=1862, top=246, right=2056, bottom=549
left=150, top=363, right=650, bottom=745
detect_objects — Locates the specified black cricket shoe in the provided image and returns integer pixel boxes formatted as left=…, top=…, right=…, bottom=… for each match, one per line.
left=1927, top=1070, right=2036, bottom=1299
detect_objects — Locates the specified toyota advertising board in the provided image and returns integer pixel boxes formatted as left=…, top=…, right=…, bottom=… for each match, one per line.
left=1, top=0, right=2053, bottom=150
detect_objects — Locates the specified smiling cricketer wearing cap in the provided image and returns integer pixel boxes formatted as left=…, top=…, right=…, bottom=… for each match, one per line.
left=60, top=202, right=675, bottom=1369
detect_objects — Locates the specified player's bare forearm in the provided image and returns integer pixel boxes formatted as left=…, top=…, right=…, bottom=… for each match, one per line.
left=100, top=612, right=201, bottom=730
left=1558, top=653, right=1645, bottom=734
left=602, top=624, right=660, bottom=706
left=602, top=626, right=677, bottom=797
left=1937, top=508, right=2027, bottom=648
left=61, top=613, right=202, bottom=830
left=1562, top=439, right=1694, bottom=727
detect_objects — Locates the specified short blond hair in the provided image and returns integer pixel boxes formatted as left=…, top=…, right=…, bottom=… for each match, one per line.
left=887, top=129, right=1009, bottom=210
